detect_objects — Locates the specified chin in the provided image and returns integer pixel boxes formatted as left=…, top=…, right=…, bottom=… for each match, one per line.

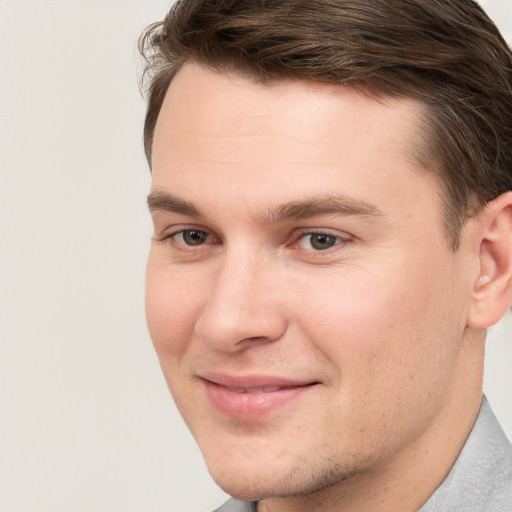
left=205, top=453, right=358, bottom=503
left=205, top=457, right=277, bottom=499
left=205, top=457, right=281, bottom=500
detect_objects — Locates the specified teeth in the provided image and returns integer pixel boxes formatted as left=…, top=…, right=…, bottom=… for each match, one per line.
left=230, top=386, right=288, bottom=394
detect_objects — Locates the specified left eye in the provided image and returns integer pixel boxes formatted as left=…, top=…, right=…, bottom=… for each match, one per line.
left=298, top=233, right=342, bottom=251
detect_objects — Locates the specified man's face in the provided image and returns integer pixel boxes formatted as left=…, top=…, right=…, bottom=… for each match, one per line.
left=146, top=64, right=475, bottom=500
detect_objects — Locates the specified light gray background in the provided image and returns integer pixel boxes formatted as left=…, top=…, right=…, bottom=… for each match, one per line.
left=0, top=1, right=510, bottom=511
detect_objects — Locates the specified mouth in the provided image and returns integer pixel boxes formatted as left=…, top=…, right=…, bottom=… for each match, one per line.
left=200, top=374, right=319, bottom=420
left=213, top=383, right=312, bottom=394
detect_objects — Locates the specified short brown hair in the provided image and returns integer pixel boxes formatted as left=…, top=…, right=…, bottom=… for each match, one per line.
left=139, top=0, right=512, bottom=249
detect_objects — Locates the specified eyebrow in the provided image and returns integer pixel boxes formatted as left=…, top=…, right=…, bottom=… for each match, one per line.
left=147, top=190, right=383, bottom=222
left=147, top=190, right=202, bottom=217
left=261, top=195, right=384, bottom=224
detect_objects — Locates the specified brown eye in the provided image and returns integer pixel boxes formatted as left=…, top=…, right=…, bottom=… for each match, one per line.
left=180, top=230, right=209, bottom=246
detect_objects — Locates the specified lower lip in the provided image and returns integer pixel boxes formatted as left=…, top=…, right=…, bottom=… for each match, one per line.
left=202, top=380, right=317, bottom=420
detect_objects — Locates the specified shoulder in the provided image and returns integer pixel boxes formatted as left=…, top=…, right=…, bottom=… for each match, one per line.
left=212, top=498, right=258, bottom=512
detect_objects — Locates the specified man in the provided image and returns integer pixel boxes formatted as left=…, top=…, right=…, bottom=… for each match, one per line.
left=140, top=0, right=512, bottom=510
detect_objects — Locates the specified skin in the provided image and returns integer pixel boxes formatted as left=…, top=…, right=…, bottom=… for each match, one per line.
left=146, top=63, right=511, bottom=511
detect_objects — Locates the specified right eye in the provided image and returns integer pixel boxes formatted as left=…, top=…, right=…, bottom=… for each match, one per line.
left=173, top=229, right=210, bottom=246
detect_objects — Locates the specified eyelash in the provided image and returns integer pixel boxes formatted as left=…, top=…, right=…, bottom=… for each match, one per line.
left=158, top=228, right=218, bottom=250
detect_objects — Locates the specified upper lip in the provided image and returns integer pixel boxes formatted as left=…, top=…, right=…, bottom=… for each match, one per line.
left=199, top=372, right=319, bottom=391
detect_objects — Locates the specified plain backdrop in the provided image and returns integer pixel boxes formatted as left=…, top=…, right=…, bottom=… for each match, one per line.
left=0, top=1, right=511, bottom=511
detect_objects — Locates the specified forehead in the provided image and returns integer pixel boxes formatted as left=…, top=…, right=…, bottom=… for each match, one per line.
left=153, top=63, right=422, bottom=161
left=151, top=63, right=439, bottom=224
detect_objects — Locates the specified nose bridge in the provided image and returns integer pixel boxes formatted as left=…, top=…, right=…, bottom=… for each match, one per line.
left=194, top=246, right=286, bottom=351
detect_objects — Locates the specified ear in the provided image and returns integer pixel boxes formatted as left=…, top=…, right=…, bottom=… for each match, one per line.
left=467, top=191, right=512, bottom=329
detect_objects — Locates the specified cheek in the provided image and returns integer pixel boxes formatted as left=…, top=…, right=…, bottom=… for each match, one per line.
left=145, top=259, right=204, bottom=360
left=288, top=267, right=463, bottom=459
left=293, top=262, right=460, bottom=396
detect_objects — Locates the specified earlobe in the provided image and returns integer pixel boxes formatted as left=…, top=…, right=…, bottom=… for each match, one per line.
left=467, top=192, right=512, bottom=329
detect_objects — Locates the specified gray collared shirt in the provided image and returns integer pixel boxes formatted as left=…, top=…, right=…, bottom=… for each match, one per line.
left=419, top=396, right=512, bottom=511
left=214, top=397, right=512, bottom=511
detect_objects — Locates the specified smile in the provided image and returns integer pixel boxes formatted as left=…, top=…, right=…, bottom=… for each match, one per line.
left=200, top=374, right=319, bottom=420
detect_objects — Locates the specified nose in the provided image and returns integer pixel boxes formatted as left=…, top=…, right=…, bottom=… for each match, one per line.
left=194, top=252, right=288, bottom=352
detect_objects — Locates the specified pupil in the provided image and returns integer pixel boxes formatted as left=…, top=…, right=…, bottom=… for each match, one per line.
left=311, top=234, right=335, bottom=250
left=184, top=230, right=207, bottom=245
